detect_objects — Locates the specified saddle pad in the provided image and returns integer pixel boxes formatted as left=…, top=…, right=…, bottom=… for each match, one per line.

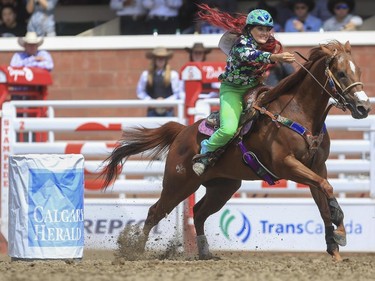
left=198, top=120, right=215, bottom=136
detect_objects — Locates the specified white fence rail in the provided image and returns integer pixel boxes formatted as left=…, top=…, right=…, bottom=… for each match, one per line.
left=192, top=98, right=375, bottom=197
left=1, top=99, right=375, bottom=251
left=2, top=99, right=375, bottom=197
left=0, top=100, right=186, bottom=247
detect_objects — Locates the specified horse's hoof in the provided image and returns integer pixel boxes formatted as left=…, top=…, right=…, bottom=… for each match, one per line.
left=333, top=230, right=347, bottom=246
left=329, top=198, right=344, bottom=226
left=331, top=251, right=343, bottom=262
left=327, top=244, right=343, bottom=262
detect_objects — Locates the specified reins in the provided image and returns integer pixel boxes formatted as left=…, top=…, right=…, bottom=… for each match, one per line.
left=253, top=47, right=361, bottom=150
left=293, top=50, right=363, bottom=111
left=293, top=51, right=341, bottom=107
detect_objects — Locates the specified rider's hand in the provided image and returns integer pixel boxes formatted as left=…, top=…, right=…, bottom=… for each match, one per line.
left=270, top=52, right=295, bottom=64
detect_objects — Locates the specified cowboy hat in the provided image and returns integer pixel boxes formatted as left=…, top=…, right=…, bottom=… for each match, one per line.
left=146, top=47, right=173, bottom=59
left=184, top=43, right=212, bottom=54
left=18, top=31, right=44, bottom=47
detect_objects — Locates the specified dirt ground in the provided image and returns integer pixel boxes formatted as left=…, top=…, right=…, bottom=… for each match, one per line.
left=1, top=250, right=375, bottom=281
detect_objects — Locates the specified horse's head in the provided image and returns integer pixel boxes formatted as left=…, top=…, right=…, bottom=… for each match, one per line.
left=321, top=41, right=371, bottom=119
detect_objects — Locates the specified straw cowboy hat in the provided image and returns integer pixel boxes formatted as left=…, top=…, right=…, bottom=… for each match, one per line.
left=184, top=43, right=212, bottom=54
left=18, top=31, right=44, bottom=47
left=146, top=47, right=173, bottom=59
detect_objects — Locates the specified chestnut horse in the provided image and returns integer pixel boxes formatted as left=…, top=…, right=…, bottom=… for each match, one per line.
left=102, top=41, right=371, bottom=261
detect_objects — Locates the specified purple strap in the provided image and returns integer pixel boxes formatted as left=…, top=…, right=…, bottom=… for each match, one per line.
left=238, top=141, right=276, bottom=185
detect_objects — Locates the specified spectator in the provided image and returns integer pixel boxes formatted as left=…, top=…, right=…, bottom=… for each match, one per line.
left=109, top=0, right=148, bottom=35
left=311, top=0, right=331, bottom=22
left=184, top=42, right=220, bottom=98
left=185, top=42, right=212, bottom=62
left=274, top=0, right=295, bottom=28
left=26, top=0, right=58, bottom=36
left=178, top=0, right=201, bottom=34
left=323, top=0, right=363, bottom=31
left=204, top=0, right=237, bottom=14
left=179, top=0, right=236, bottom=34
left=285, top=0, right=322, bottom=32
left=0, top=4, right=27, bottom=37
left=0, top=0, right=29, bottom=26
left=9, top=31, right=53, bottom=120
left=143, top=0, right=183, bottom=35
left=10, top=31, right=54, bottom=71
left=196, top=4, right=226, bottom=34
left=136, top=47, right=183, bottom=117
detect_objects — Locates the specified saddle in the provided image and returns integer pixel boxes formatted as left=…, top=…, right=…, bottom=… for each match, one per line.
left=200, top=85, right=270, bottom=136
left=195, top=85, right=279, bottom=184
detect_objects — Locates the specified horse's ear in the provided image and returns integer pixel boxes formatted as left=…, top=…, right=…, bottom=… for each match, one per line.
left=320, top=44, right=332, bottom=55
left=344, top=41, right=351, bottom=54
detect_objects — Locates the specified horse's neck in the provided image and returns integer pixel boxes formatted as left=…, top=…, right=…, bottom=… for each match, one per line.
left=277, top=66, right=330, bottom=133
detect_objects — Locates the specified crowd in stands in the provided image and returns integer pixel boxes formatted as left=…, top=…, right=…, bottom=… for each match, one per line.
left=0, top=0, right=366, bottom=37
left=0, top=0, right=58, bottom=37
left=251, top=0, right=363, bottom=33
left=109, top=0, right=364, bottom=35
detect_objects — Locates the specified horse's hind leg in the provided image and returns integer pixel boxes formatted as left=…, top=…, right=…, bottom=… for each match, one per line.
left=140, top=179, right=201, bottom=252
left=193, top=178, right=241, bottom=260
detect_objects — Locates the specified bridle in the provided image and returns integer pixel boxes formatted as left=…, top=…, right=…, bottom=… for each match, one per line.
left=294, top=49, right=363, bottom=111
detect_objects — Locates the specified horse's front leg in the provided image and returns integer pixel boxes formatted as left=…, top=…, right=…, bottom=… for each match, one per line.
left=282, top=156, right=345, bottom=261
left=308, top=161, right=346, bottom=248
left=309, top=185, right=346, bottom=262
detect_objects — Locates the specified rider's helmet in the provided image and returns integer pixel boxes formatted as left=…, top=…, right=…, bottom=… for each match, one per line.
left=246, top=9, right=274, bottom=28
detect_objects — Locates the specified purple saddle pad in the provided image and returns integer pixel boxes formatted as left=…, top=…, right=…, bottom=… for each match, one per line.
left=198, top=118, right=254, bottom=137
left=198, top=120, right=216, bottom=136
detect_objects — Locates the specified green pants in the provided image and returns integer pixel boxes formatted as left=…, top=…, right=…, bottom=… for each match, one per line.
left=204, top=82, right=253, bottom=152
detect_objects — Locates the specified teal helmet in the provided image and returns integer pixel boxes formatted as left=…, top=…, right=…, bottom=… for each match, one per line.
left=246, top=9, right=274, bottom=28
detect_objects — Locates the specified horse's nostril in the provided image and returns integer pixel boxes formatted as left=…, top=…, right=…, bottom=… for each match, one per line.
left=357, top=106, right=369, bottom=116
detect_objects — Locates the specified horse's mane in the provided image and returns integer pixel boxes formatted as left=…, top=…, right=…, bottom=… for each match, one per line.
left=260, top=40, right=345, bottom=106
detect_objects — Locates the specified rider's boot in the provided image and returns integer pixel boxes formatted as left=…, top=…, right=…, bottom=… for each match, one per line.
left=192, top=139, right=210, bottom=176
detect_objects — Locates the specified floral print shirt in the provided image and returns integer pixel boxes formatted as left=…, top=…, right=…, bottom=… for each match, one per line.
left=219, top=34, right=273, bottom=86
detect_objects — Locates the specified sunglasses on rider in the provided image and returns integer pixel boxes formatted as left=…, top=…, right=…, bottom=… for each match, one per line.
left=334, top=4, right=349, bottom=10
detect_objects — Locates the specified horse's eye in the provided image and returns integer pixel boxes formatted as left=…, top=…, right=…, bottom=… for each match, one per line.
left=337, top=71, right=346, bottom=79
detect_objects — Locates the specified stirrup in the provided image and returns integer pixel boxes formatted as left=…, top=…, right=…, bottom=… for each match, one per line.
left=192, top=153, right=210, bottom=176
left=192, top=162, right=206, bottom=176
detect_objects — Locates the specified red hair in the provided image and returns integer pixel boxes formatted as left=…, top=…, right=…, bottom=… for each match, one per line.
left=196, top=4, right=282, bottom=54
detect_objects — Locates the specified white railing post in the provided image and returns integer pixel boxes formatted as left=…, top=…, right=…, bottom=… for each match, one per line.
left=1, top=102, right=17, bottom=241
left=370, top=122, right=375, bottom=198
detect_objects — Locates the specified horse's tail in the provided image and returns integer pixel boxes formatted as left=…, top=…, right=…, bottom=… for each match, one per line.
left=101, top=121, right=185, bottom=189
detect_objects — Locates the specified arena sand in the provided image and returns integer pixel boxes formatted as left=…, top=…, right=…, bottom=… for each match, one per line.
left=1, top=250, right=374, bottom=281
